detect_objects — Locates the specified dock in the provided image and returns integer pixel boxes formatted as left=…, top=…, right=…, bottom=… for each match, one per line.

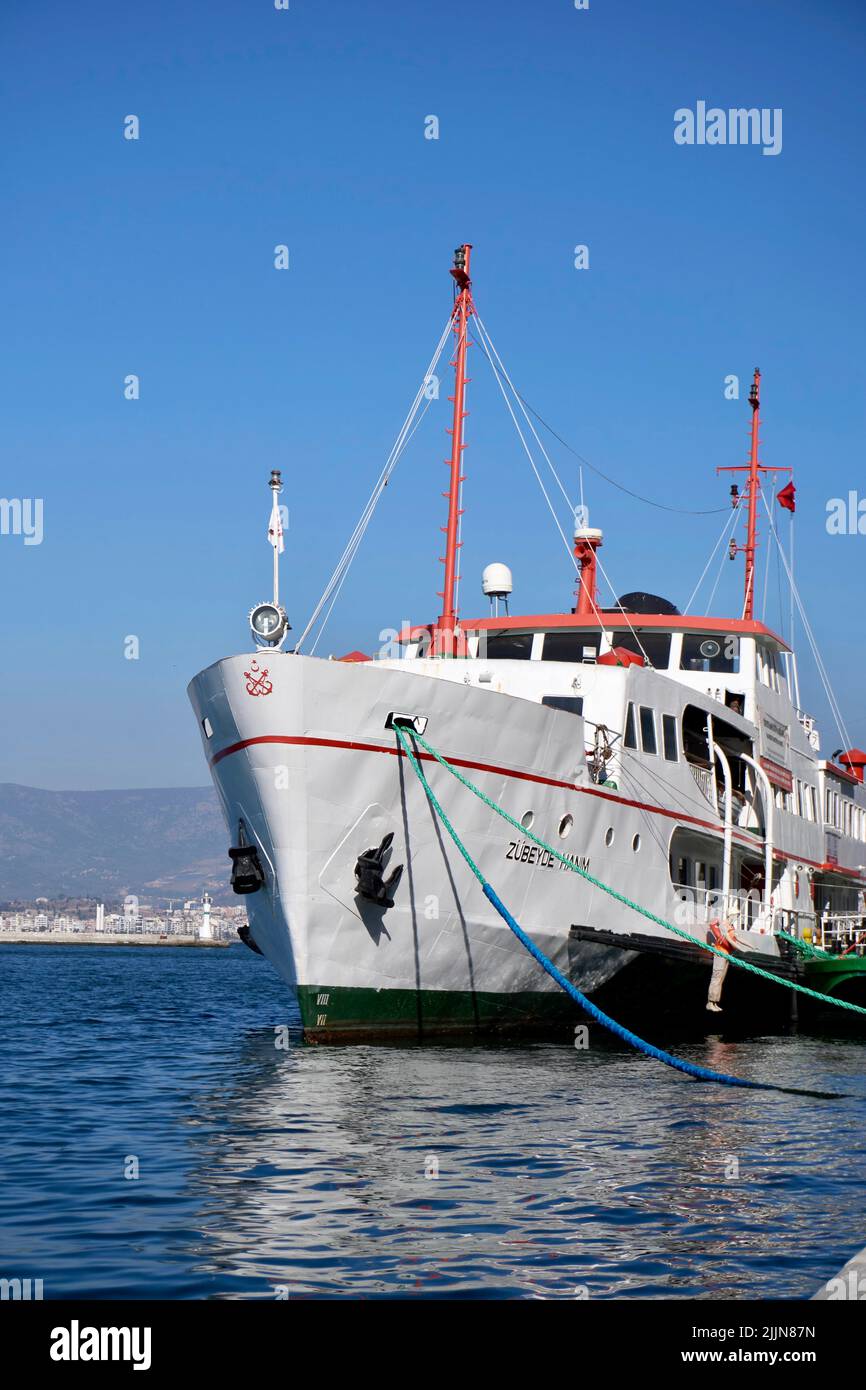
left=0, top=930, right=232, bottom=948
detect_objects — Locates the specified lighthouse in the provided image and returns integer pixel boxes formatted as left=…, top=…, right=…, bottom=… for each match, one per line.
left=198, top=892, right=214, bottom=941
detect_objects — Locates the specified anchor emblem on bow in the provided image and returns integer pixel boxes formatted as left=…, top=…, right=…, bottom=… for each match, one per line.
left=244, top=660, right=273, bottom=697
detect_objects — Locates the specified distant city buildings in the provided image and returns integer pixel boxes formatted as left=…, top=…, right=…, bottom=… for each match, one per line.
left=0, top=894, right=246, bottom=943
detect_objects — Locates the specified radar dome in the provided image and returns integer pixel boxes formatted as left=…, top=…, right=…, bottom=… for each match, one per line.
left=482, top=563, right=513, bottom=598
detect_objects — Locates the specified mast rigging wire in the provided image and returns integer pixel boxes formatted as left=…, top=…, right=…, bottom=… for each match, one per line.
left=760, top=492, right=852, bottom=753
left=308, top=393, right=437, bottom=656
left=472, top=313, right=655, bottom=668
left=512, top=394, right=730, bottom=516
left=295, top=312, right=455, bottom=653
left=683, top=500, right=742, bottom=615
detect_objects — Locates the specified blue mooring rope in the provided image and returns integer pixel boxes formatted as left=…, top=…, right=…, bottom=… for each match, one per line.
left=393, top=726, right=843, bottom=1099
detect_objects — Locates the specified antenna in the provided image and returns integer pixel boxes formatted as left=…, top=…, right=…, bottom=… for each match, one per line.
left=269, top=469, right=283, bottom=606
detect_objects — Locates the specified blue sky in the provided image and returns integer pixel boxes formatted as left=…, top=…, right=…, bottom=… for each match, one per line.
left=2, top=0, right=865, bottom=788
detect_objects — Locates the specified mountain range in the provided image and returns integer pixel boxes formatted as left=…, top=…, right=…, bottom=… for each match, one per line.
left=0, top=784, right=230, bottom=903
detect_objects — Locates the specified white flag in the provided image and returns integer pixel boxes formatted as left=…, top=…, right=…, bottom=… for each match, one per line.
left=268, top=494, right=285, bottom=554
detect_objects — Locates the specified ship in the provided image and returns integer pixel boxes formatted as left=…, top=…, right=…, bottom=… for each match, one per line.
left=188, top=245, right=866, bottom=1040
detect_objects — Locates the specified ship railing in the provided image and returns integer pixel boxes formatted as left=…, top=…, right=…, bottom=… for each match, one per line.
left=795, top=708, right=821, bottom=751
left=815, top=912, right=866, bottom=952
left=766, top=908, right=866, bottom=955
left=687, top=760, right=756, bottom=828
left=687, top=760, right=716, bottom=807
left=671, top=884, right=772, bottom=933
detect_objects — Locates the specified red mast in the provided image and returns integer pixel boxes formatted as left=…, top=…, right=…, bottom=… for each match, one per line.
left=718, top=369, right=790, bottom=620
left=434, top=244, right=474, bottom=656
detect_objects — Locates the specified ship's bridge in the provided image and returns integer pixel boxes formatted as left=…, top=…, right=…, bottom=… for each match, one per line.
left=399, top=610, right=790, bottom=726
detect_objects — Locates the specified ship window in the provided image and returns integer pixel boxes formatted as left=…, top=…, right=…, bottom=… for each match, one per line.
left=624, top=702, right=638, bottom=749
left=639, top=707, right=657, bottom=754
left=202, top=718, right=214, bottom=739
left=757, top=644, right=782, bottom=691
left=542, top=630, right=602, bottom=662
left=611, top=631, right=671, bottom=668
left=662, top=714, right=679, bottom=762
left=680, top=633, right=739, bottom=673
left=541, top=695, right=584, bottom=716
left=480, top=632, right=533, bottom=660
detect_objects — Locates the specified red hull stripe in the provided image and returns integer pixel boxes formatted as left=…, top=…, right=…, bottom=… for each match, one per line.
left=210, top=733, right=865, bottom=882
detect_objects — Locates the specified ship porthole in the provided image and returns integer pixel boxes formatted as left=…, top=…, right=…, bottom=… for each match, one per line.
left=632, top=833, right=641, bottom=852
left=604, top=827, right=614, bottom=847
left=521, top=810, right=534, bottom=830
left=558, top=814, right=573, bottom=838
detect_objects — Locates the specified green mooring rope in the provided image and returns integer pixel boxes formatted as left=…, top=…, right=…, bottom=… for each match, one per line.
left=774, top=928, right=831, bottom=960
left=400, top=729, right=866, bottom=1019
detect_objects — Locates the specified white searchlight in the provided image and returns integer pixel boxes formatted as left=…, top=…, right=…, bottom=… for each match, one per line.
left=250, top=602, right=289, bottom=647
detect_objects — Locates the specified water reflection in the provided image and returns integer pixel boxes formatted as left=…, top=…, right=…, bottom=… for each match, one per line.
left=181, top=1024, right=866, bottom=1299
left=2, top=946, right=864, bottom=1300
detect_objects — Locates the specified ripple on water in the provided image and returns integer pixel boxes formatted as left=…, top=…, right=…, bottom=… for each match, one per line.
left=1, top=944, right=865, bottom=1298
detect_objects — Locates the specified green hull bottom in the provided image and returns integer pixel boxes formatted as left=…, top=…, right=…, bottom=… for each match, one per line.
left=296, top=983, right=580, bottom=1042
left=801, top=956, right=866, bottom=1002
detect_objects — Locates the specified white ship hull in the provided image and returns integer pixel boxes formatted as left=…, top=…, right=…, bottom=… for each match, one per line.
left=186, top=253, right=866, bottom=1037
left=188, top=650, right=781, bottom=1038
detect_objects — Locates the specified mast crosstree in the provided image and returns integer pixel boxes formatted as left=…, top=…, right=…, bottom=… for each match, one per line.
left=718, top=369, right=791, bottom=621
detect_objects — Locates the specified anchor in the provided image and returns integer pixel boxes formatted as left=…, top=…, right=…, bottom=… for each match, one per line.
left=228, top=820, right=266, bottom=895
left=354, top=832, right=403, bottom=908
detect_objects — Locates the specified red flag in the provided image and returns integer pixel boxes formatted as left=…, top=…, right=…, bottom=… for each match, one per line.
left=777, top=481, right=796, bottom=513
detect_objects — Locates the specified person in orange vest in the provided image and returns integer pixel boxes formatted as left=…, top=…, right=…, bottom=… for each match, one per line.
left=706, top=916, right=744, bottom=1013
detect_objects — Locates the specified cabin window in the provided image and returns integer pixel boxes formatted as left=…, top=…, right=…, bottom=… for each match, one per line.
left=639, top=706, right=657, bottom=755
left=611, top=631, right=671, bottom=668
left=541, top=695, right=584, bottom=716
left=480, top=632, right=533, bottom=661
left=757, top=644, right=782, bottom=691
left=624, top=702, right=638, bottom=749
left=542, top=630, right=602, bottom=662
left=680, top=633, right=739, bottom=674
left=662, top=714, right=679, bottom=762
